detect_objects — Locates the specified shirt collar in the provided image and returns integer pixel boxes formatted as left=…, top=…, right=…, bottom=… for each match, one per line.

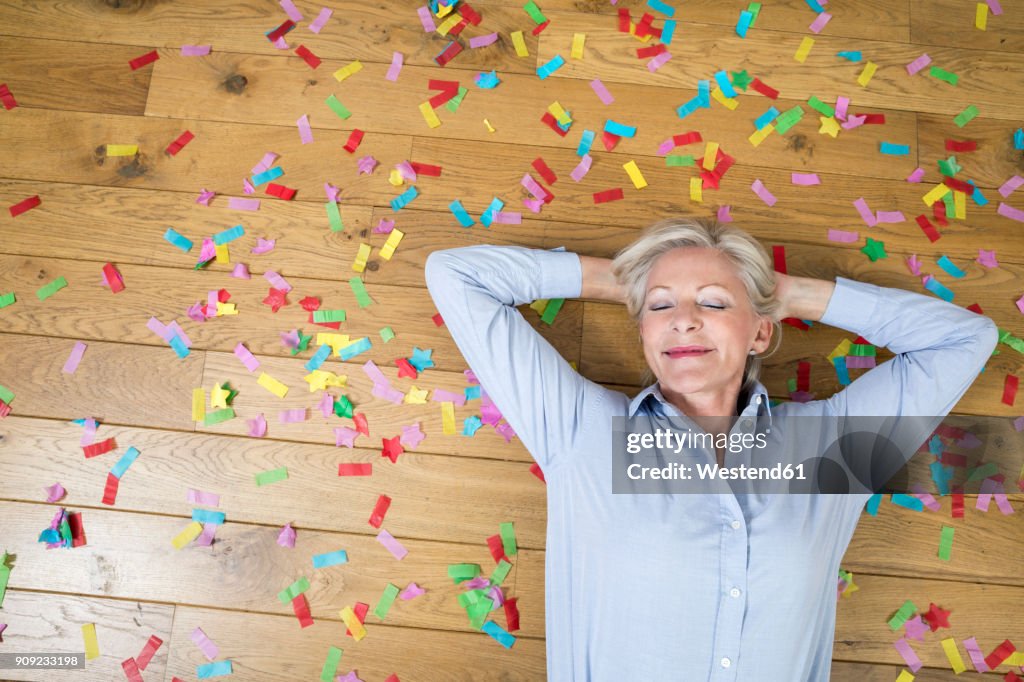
left=628, top=380, right=772, bottom=423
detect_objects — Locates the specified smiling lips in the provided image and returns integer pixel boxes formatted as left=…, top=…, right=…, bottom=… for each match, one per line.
left=664, top=346, right=712, bottom=358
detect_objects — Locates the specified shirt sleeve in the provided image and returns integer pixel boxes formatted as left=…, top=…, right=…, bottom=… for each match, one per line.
left=424, top=244, right=597, bottom=471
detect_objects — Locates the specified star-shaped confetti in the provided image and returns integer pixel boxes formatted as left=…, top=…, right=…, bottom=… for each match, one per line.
left=382, top=435, right=404, bottom=463
left=401, top=422, right=425, bottom=448
left=861, top=237, right=887, bottom=262
left=357, top=155, right=378, bottom=175
left=263, top=287, right=288, bottom=313
left=289, top=330, right=312, bottom=355
left=922, top=602, right=951, bottom=631
left=976, top=249, right=998, bottom=268
left=818, top=115, right=840, bottom=138
left=299, top=296, right=320, bottom=312
left=396, top=358, right=418, bottom=379
left=335, top=426, right=359, bottom=448
left=731, top=70, right=753, bottom=91
left=903, top=614, right=929, bottom=640
left=211, top=383, right=231, bottom=409
left=409, top=347, right=435, bottom=372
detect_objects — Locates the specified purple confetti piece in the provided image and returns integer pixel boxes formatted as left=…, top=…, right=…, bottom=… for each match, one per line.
left=910, top=484, right=941, bottom=511
left=277, top=523, right=297, bottom=548
left=464, top=577, right=491, bottom=590
left=181, top=45, right=211, bottom=56
left=194, top=523, right=218, bottom=547
left=963, top=637, right=989, bottom=672
left=385, top=51, right=404, bottom=81
left=376, top=529, right=408, bottom=560
left=400, top=422, right=425, bottom=448
left=248, top=413, right=267, bottom=437
left=169, top=320, right=193, bottom=347
left=45, top=482, right=66, bottom=503
left=399, top=582, right=425, bottom=599
left=827, top=229, right=859, bottom=243
left=469, top=32, right=498, bottom=48
left=324, top=182, right=340, bottom=201
left=841, top=115, right=867, bottom=130
left=264, top=270, right=293, bottom=292
left=480, top=400, right=502, bottom=426
left=835, top=95, right=849, bottom=121
left=272, top=36, right=289, bottom=49
left=309, top=7, right=332, bottom=33
left=280, top=329, right=300, bottom=349
left=791, top=172, right=821, bottom=185
left=521, top=174, right=549, bottom=201
left=431, top=388, right=466, bottom=406
left=495, top=421, right=516, bottom=442
left=589, top=78, right=614, bottom=104
left=243, top=178, right=255, bottom=195
left=191, top=627, right=220, bottom=661
left=464, top=369, right=478, bottom=384
left=845, top=355, right=877, bottom=369
left=373, top=218, right=395, bottom=234
left=906, top=167, right=925, bottom=183
left=357, top=155, right=378, bottom=175
left=207, top=290, right=218, bottom=316
left=233, top=343, right=260, bottom=372
left=297, top=114, right=313, bottom=144
left=492, top=211, right=522, bottom=224
left=1013, top=415, right=1024, bottom=431
left=808, top=11, right=831, bottom=33
left=903, top=614, right=928, bottom=640
left=396, top=161, right=417, bottom=182
left=523, top=198, right=543, bottom=213
left=336, top=672, right=364, bottom=682
left=570, top=154, right=593, bottom=182
left=251, top=152, right=278, bottom=175
left=906, top=53, right=931, bottom=76
left=187, top=489, right=221, bottom=507
left=251, top=237, right=276, bottom=254
left=318, top=392, right=334, bottom=418
left=196, top=189, right=215, bottom=206
left=147, top=316, right=172, bottom=342
left=63, top=341, right=87, bottom=374
left=335, top=427, right=359, bottom=448
left=81, top=418, right=97, bottom=446
left=279, top=0, right=303, bottom=22
left=853, top=197, right=877, bottom=226
left=372, top=382, right=405, bottom=404
left=231, top=263, right=250, bottom=279
left=751, top=178, right=777, bottom=206
left=998, top=202, right=1024, bottom=222
left=228, top=197, right=260, bottom=211
left=417, top=5, right=436, bottom=31
left=987, top=0, right=1002, bottom=14
left=186, top=302, right=206, bottom=323
left=876, top=211, right=906, bottom=223
left=998, top=175, right=1023, bottom=198
left=362, top=360, right=388, bottom=385
left=647, top=51, right=672, bottom=72
left=717, top=205, right=733, bottom=222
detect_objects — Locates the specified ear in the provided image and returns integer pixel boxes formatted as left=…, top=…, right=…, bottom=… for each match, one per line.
left=752, top=316, right=773, bottom=354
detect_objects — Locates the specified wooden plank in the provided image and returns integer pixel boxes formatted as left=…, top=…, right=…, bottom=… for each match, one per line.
left=144, top=48, right=921, bottom=183
left=0, top=501, right=544, bottom=639
left=911, top=0, right=1024, bottom=53
left=164, top=602, right=544, bottom=681
left=0, top=254, right=583, bottom=371
left=0, top=332, right=202, bottom=431
left=831, top=660, right=1003, bottom=680
left=537, top=12, right=1024, bottom=120
left=0, top=590, right=174, bottom=682
left=475, top=0, right=912, bottom=43
left=918, top=112, right=1024, bottom=190
left=0, top=1, right=540, bottom=74
left=0, top=414, right=548, bottom=550
left=0, top=36, right=152, bottom=116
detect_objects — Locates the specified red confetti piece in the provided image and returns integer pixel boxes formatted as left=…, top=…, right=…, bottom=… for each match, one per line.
left=263, top=287, right=287, bottom=312
left=772, top=245, right=787, bottom=273
left=69, top=511, right=87, bottom=547
left=966, top=303, right=984, bottom=314
left=601, top=130, right=621, bottom=151
left=916, top=214, right=941, bottom=242
left=292, top=593, right=314, bottom=628
left=9, top=195, right=41, bottom=217
left=634, top=13, right=661, bottom=39
left=796, top=361, right=811, bottom=392
left=486, top=533, right=509, bottom=563
left=951, top=485, right=964, bottom=518
left=299, top=296, right=320, bottom=311
left=459, top=2, right=482, bottom=25
left=396, top=358, right=418, bottom=379
left=121, top=657, right=144, bottom=682
left=266, top=183, right=297, bottom=200
left=593, top=188, right=624, bottom=204
left=135, top=635, right=163, bottom=671
left=295, top=45, right=321, bottom=69
left=983, top=639, right=1015, bottom=669
left=540, top=111, right=569, bottom=137
left=428, top=79, right=460, bottom=108
left=267, top=20, right=295, bottom=43
left=945, top=139, right=977, bottom=152
left=853, top=112, right=886, bottom=125
left=531, top=157, right=558, bottom=185
left=409, top=162, right=442, bottom=176
left=434, top=41, right=463, bottom=67
left=369, top=494, right=391, bottom=528
left=942, top=176, right=974, bottom=195
left=432, top=312, right=445, bottom=326
left=749, top=78, right=779, bottom=99
left=617, top=8, right=631, bottom=32
left=128, top=50, right=159, bottom=71
left=385, top=675, right=401, bottom=682
left=637, top=44, right=667, bottom=59
left=504, top=597, right=520, bottom=631
left=529, top=462, right=546, bottom=483
left=448, top=18, right=470, bottom=36
left=382, top=436, right=404, bottom=463
left=343, top=129, right=364, bottom=153
left=344, top=602, right=368, bottom=636
left=0, top=400, right=10, bottom=419
left=1002, top=374, right=1018, bottom=406
left=531, top=20, right=549, bottom=36
left=939, top=452, right=967, bottom=467
left=338, top=463, right=372, bottom=476
left=921, top=602, right=951, bottom=631
left=0, top=83, right=19, bottom=110
left=782, top=318, right=811, bottom=330
left=103, top=263, right=125, bottom=293
left=217, top=289, right=231, bottom=303
left=353, top=412, right=369, bottom=436
left=165, top=130, right=194, bottom=156
left=83, top=438, right=116, bottom=458
left=101, top=472, right=120, bottom=506
left=673, top=131, right=703, bottom=146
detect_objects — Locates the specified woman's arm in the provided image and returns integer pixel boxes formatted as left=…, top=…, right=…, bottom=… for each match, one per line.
left=773, top=272, right=836, bottom=322
left=579, top=255, right=626, bottom=303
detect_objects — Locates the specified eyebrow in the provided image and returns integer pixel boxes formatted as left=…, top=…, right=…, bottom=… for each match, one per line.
left=646, top=283, right=730, bottom=294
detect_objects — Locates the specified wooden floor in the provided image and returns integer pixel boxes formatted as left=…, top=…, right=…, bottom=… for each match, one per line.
left=1, top=0, right=1022, bottom=680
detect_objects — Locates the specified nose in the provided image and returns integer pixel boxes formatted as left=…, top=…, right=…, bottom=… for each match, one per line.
left=671, top=301, right=702, bottom=332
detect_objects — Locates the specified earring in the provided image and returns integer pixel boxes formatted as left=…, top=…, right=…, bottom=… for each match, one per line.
left=748, top=349, right=756, bottom=355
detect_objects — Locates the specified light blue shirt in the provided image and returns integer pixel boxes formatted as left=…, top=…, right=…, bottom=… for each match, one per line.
left=424, top=245, right=998, bottom=681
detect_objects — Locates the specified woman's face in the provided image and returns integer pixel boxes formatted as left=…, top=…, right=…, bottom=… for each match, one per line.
left=639, top=247, right=773, bottom=400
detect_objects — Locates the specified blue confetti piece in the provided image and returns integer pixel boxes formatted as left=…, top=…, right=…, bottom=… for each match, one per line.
left=936, top=254, right=966, bottom=278
left=462, top=415, right=483, bottom=436
left=164, top=228, right=193, bottom=253
left=923, top=276, right=954, bottom=302
left=312, top=549, right=349, bottom=568
left=479, top=197, right=503, bottom=227
left=475, top=70, right=500, bottom=89
left=1015, top=128, right=1024, bottom=150
left=168, top=334, right=190, bottom=359
left=409, top=347, right=435, bottom=372
left=537, top=54, right=565, bottom=80
left=676, top=97, right=700, bottom=119
left=967, top=180, right=988, bottom=206
left=339, top=336, right=372, bottom=361
left=836, top=51, right=862, bottom=62
left=482, top=620, right=516, bottom=648
left=831, top=356, right=851, bottom=386
left=192, top=509, right=226, bottom=525
left=697, top=80, right=711, bottom=108
left=736, top=10, right=753, bottom=37
left=805, top=0, right=825, bottom=12
left=865, top=493, right=882, bottom=516
left=646, top=0, right=675, bottom=17
left=755, top=106, right=780, bottom=130
left=662, top=19, right=676, bottom=44
left=213, top=224, right=245, bottom=246
left=251, top=166, right=283, bottom=187
left=890, top=494, right=924, bottom=512
left=556, top=114, right=572, bottom=133
left=449, top=199, right=475, bottom=227
left=576, top=129, right=595, bottom=156
left=603, top=119, right=637, bottom=137
left=304, top=344, right=331, bottom=372
left=930, top=460, right=954, bottom=496
left=390, top=185, right=419, bottom=212
left=714, top=70, right=737, bottom=98
left=38, top=528, right=62, bottom=544
left=197, top=660, right=233, bottom=678
left=879, top=142, right=910, bottom=156
left=110, top=446, right=140, bottom=480
left=464, top=385, right=482, bottom=401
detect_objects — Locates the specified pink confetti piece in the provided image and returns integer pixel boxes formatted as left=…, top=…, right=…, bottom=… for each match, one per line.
left=496, top=421, right=516, bottom=442
left=521, top=174, right=549, bottom=201
left=357, top=155, right=378, bottom=175
left=465, top=576, right=490, bottom=590
left=657, top=139, right=675, bottom=155
left=248, top=413, right=267, bottom=437
left=63, top=341, right=87, bottom=374
left=337, top=671, right=364, bottom=682
left=231, top=263, right=251, bottom=279
left=147, top=316, right=172, bottom=342
left=431, top=388, right=466, bottom=406
left=903, top=614, right=929, bottom=640
left=207, top=290, right=218, bottom=315
left=396, top=161, right=417, bottom=182
left=376, top=529, right=408, bottom=560
left=910, top=484, right=941, bottom=511
left=335, top=426, right=359, bottom=448
left=186, top=302, right=206, bottom=322
left=191, top=627, right=220, bottom=661
left=324, top=182, right=340, bottom=201
left=297, top=114, right=313, bottom=144
left=194, top=523, right=218, bottom=547
left=570, top=153, right=593, bottom=182
left=272, top=36, right=289, bottom=50
left=198, top=239, right=216, bottom=263
left=169, top=321, right=193, bottom=347
left=998, top=202, right=1024, bottom=222
left=277, top=523, right=297, bottom=548
left=998, top=175, right=1023, bottom=198
left=196, top=189, right=215, bottom=206
left=808, top=12, right=832, bottom=33
left=647, top=51, right=673, bottom=72
left=373, top=218, right=395, bottom=233
left=81, top=418, right=97, bottom=446
left=45, top=482, right=66, bottom=502
left=249, top=238, right=274, bottom=255
left=242, top=178, right=255, bottom=195
left=986, top=0, right=1002, bottom=15
left=464, top=369, right=478, bottom=384
left=906, top=167, right=925, bottom=183
left=717, top=205, right=733, bottom=222
left=834, top=95, right=849, bottom=121
left=589, top=78, right=614, bottom=104
left=963, top=637, right=990, bottom=672
left=280, top=329, right=300, bottom=349
left=487, top=585, right=505, bottom=606
left=400, top=422, right=425, bottom=448
left=233, top=343, right=260, bottom=372
left=906, top=53, right=931, bottom=76
left=372, top=382, right=405, bottom=404
left=187, top=489, right=221, bottom=507
left=853, top=197, right=877, bottom=226
left=309, top=7, right=333, bottom=33
left=845, top=355, right=877, bottom=369
left=252, top=152, right=278, bottom=175
left=523, top=198, right=543, bottom=213
left=828, top=229, right=859, bottom=243
left=791, top=172, right=820, bottom=185
left=417, top=5, right=436, bottom=31
left=399, top=582, right=425, bottom=600
left=480, top=399, right=502, bottom=425
left=0, top=623, right=7, bottom=641
left=469, top=32, right=498, bottom=48
left=751, top=179, right=776, bottom=206
left=362, top=360, right=388, bottom=385
left=180, top=45, right=211, bottom=56
left=228, top=197, right=260, bottom=211
left=876, top=210, right=905, bottom=223
left=279, top=0, right=303, bottom=22
left=492, top=211, right=522, bottom=224
left=1015, top=294, right=1024, bottom=314
left=385, top=51, right=404, bottom=81
left=841, top=115, right=866, bottom=130
left=279, top=408, right=307, bottom=423
left=264, top=270, right=293, bottom=292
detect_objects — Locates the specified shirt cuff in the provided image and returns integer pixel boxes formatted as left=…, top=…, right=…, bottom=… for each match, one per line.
left=538, top=249, right=583, bottom=300
left=818, top=276, right=882, bottom=333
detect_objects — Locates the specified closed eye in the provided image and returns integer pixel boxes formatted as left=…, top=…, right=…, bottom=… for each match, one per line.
left=648, top=303, right=725, bottom=311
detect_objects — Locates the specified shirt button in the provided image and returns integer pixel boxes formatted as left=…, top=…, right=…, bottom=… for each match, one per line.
left=740, top=419, right=752, bottom=429
left=721, top=657, right=731, bottom=668
left=730, top=588, right=741, bottom=598
left=730, top=520, right=741, bottom=530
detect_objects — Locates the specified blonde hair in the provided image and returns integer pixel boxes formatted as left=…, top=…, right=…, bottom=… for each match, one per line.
left=610, top=216, right=783, bottom=392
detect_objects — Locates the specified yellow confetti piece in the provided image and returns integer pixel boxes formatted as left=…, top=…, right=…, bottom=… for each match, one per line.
left=419, top=100, right=441, bottom=129
left=954, top=190, right=966, bottom=219
left=827, top=339, right=853, bottom=363
left=548, top=101, right=572, bottom=125
left=748, top=123, right=775, bottom=147
left=435, top=1, right=455, bottom=17
left=857, top=61, right=877, bottom=87
left=628, top=23, right=653, bottom=42
left=839, top=570, right=858, bottom=596
left=940, top=638, right=967, bottom=674
left=388, top=168, right=405, bottom=187
left=216, top=302, right=237, bottom=316
left=82, top=623, right=100, bottom=660
left=214, top=243, right=230, bottom=264
left=894, top=671, right=914, bottom=682
left=379, top=228, right=404, bottom=261
left=191, top=388, right=205, bottom=422
left=106, top=144, right=138, bottom=157
left=483, top=118, right=495, bottom=132
left=511, top=30, right=529, bottom=57
left=441, top=401, right=456, bottom=435
left=1008, top=653, right=1024, bottom=666
left=623, top=160, right=647, bottom=189
left=922, top=183, right=951, bottom=206
left=689, top=176, right=703, bottom=203
left=352, top=242, right=371, bottom=273
left=702, top=142, right=719, bottom=171
left=975, top=3, right=987, bottom=30
left=172, top=521, right=203, bottom=549
left=529, top=299, right=547, bottom=314
left=571, top=33, right=586, bottom=59
left=436, top=13, right=462, bottom=36
left=332, top=60, right=363, bottom=82
left=794, top=36, right=814, bottom=63
left=404, top=386, right=429, bottom=404
left=711, top=87, right=739, bottom=111
left=257, top=372, right=289, bottom=399
left=211, top=383, right=230, bottom=409
left=316, top=333, right=351, bottom=354
left=818, top=115, right=840, bottom=138
left=339, top=606, right=366, bottom=641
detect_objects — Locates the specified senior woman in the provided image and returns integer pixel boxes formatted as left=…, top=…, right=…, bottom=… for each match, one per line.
left=424, top=217, right=997, bottom=681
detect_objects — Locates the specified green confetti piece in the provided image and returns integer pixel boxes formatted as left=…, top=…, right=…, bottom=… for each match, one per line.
left=334, top=394, right=354, bottom=418
left=320, top=645, right=343, bottom=682
left=255, top=466, right=288, bottom=486
left=998, top=327, right=1024, bottom=355
left=445, top=86, right=469, bottom=113
left=774, top=105, right=805, bottom=135
left=0, top=384, right=13, bottom=404
left=731, top=69, right=752, bottom=91
left=0, top=552, right=10, bottom=608
left=467, top=598, right=493, bottom=630
left=313, top=309, right=347, bottom=323
left=36, top=276, right=68, bottom=301
left=373, top=583, right=400, bottom=620
left=929, top=65, right=958, bottom=86
left=849, top=344, right=877, bottom=357
left=540, top=297, right=565, bottom=325
left=278, top=576, right=311, bottom=604
left=379, top=326, right=395, bottom=342
left=938, top=525, right=954, bottom=561
left=747, top=2, right=761, bottom=24
left=860, top=237, right=887, bottom=262
left=787, top=377, right=797, bottom=393
left=887, top=599, right=918, bottom=630
left=448, top=563, right=481, bottom=583
left=349, top=277, right=373, bottom=308
left=942, top=192, right=955, bottom=218
left=325, top=94, right=351, bottom=119
left=326, top=201, right=344, bottom=231
left=937, top=156, right=961, bottom=177
left=490, top=559, right=512, bottom=586
left=203, top=408, right=235, bottom=426
left=665, top=154, right=695, bottom=167
left=806, top=95, right=835, bottom=118
left=966, top=461, right=998, bottom=482
left=523, top=0, right=546, bottom=24
left=0, top=292, right=15, bottom=308
left=953, top=104, right=978, bottom=128
left=289, top=330, right=313, bottom=356
left=499, top=522, right=517, bottom=557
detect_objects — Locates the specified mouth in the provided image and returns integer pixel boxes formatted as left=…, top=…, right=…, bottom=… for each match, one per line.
left=663, top=347, right=713, bottom=359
